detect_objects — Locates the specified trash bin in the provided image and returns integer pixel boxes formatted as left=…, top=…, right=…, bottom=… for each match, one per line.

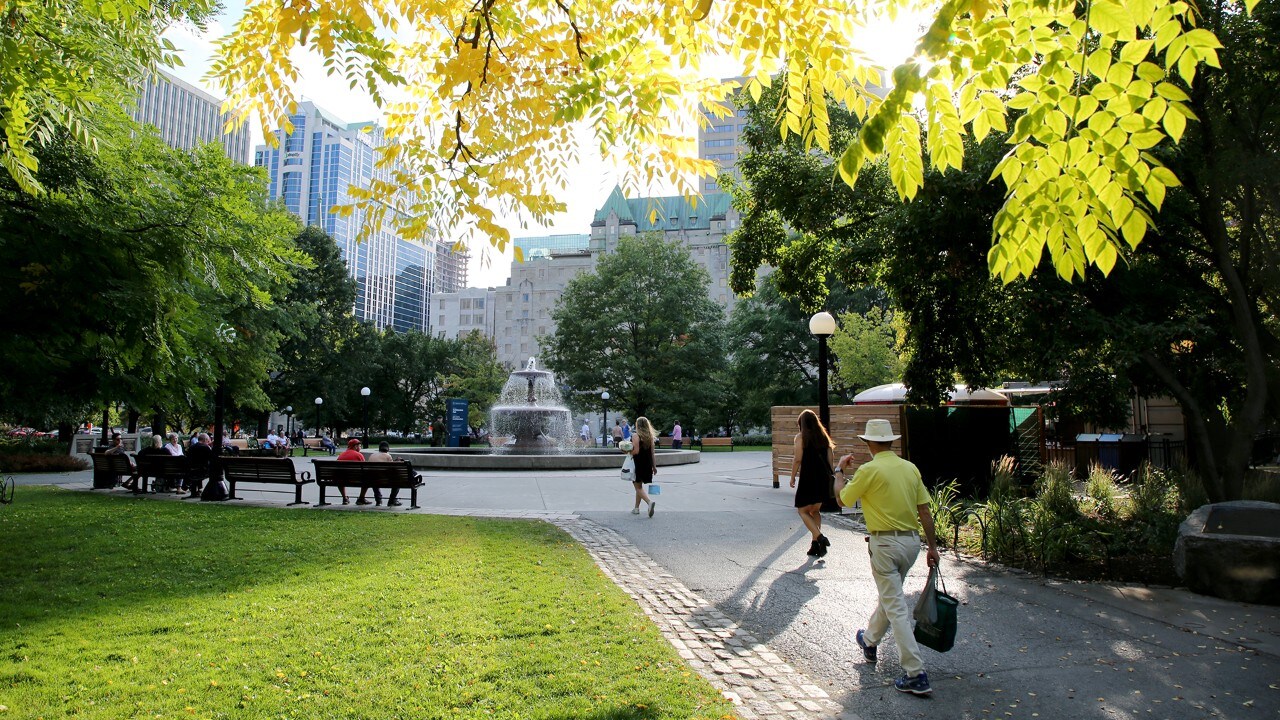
left=1118, top=433, right=1148, bottom=477
left=1097, top=433, right=1123, bottom=471
left=459, top=436, right=471, bottom=448
left=1074, top=433, right=1101, bottom=477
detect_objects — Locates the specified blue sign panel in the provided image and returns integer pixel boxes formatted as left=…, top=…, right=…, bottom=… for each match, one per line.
left=446, top=398, right=469, bottom=448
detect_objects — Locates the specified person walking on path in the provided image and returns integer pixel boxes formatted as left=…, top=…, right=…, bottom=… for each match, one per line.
left=671, top=421, right=683, bottom=450
left=627, top=416, right=658, bottom=517
left=835, top=418, right=940, bottom=697
left=789, top=409, right=836, bottom=558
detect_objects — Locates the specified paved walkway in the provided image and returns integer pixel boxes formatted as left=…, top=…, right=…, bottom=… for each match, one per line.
left=17, top=452, right=1279, bottom=719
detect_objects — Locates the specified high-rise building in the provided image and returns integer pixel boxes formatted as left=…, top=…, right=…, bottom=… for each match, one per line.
left=699, top=80, right=750, bottom=196
left=129, top=69, right=252, bottom=164
left=254, top=101, right=467, bottom=333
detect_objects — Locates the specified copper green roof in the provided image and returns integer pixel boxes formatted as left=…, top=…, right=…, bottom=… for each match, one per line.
left=592, top=186, right=732, bottom=231
left=593, top=185, right=635, bottom=225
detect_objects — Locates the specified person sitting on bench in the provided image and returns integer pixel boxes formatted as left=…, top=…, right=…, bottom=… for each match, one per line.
left=355, top=441, right=403, bottom=507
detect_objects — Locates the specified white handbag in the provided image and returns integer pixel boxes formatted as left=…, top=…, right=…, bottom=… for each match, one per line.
left=621, top=454, right=635, bottom=481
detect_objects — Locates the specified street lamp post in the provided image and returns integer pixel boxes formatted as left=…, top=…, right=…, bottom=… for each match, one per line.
left=361, top=387, right=371, bottom=447
left=809, top=311, right=838, bottom=507
left=285, top=406, right=293, bottom=440
left=314, top=397, right=323, bottom=438
left=600, top=391, right=610, bottom=447
left=213, top=323, right=237, bottom=481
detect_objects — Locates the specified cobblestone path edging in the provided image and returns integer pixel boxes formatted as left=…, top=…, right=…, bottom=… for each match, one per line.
left=552, top=516, right=857, bottom=720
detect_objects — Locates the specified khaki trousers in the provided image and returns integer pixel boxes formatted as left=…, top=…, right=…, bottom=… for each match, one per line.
left=864, top=533, right=925, bottom=676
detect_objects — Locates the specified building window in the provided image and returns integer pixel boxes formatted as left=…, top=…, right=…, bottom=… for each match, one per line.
left=461, top=298, right=472, bottom=309
left=704, top=138, right=736, bottom=147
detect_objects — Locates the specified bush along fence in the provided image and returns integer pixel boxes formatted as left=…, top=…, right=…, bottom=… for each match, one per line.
left=928, top=458, right=1197, bottom=585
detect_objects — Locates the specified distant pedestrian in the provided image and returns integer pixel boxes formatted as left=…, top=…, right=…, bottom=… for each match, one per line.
left=627, top=417, right=657, bottom=517
left=580, top=420, right=590, bottom=445
left=789, top=409, right=835, bottom=558
left=621, top=419, right=631, bottom=441
left=612, top=420, right=623, bottom=447
left=671, top=421, right=683, bottom=450
left=835, top=419, right=940, bottom=697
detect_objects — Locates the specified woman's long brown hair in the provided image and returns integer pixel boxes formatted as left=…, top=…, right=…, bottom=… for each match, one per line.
left=798, top=409, right=835, bottom=450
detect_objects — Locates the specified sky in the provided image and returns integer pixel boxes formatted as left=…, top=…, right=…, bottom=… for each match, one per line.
left=163, top=4, right=924, bottom=289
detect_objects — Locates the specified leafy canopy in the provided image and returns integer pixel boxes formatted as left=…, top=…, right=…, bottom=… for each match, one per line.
left=543, top=234, right=726, bottom=424
left=0, top=0, right=216, bottom=194
left=209, top=0, right=1248, bottom=281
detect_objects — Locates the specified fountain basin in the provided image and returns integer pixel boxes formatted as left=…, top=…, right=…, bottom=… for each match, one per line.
left=1174, top=501, right=1280, bottom=605
left=393, top=447, right=702, bottom=471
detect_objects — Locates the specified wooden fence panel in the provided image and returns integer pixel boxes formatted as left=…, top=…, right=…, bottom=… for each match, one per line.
left=770, top=406, right=906, bottom=485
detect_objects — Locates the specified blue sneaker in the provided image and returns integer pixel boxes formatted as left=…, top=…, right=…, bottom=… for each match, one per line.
left=895, top=672, right=932, bottom=696
left=856, top=629, right=877, bottom=663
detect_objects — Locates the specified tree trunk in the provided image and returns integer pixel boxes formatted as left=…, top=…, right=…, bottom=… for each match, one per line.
left=127, top=409, right=140, bottom=433
left=57, top=420, right=74, bottom=454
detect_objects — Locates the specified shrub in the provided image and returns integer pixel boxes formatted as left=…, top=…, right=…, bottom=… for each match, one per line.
left=733, top=434, right=772, bottom=446
left=1084, top=465, right=1120, bottom=520
left=0, top=453, right=88, bottom=473
left=1036, top=462, right=1079, bottom=520
left=0, top=438, right=68, bottom=456
left=988, top=455, right=1018, bottom=499
left=928, top=480, right=964, bottom=549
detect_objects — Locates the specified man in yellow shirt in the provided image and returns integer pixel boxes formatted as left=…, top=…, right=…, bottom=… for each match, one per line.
left=835, top=419, right=940, bottom=696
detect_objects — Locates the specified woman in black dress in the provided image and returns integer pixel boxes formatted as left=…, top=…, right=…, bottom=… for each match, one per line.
left=629, top=416, right=658, bottom=517
left=789, top=409, right=836, bottom=557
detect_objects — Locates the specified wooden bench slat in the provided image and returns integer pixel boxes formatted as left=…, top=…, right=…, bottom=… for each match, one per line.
left=135, top=454, right=189, bottom=493
left=89, top=453, right=135, bottom=489
left=221, top=457, right=313, bottom=505
left=312, top=460, right=423, bottom=509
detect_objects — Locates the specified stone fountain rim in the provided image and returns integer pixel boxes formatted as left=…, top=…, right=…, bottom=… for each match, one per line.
left=391, top=447, right=702, bottom=471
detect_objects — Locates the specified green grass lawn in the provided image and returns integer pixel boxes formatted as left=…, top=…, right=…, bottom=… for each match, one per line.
left=0, top=487, right=735, bottom=719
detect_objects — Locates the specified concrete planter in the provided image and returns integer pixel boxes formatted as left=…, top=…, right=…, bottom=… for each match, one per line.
left=1173, top=500, right=1280, bottom=605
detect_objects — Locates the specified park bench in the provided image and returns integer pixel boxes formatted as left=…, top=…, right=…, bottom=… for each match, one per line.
left=135, top=453, right=189, bottom=494
left=299, top=437, right=336, bottom=457
left=89, top=452, right=136, bottom=489
left=221, top=456, right=314, bottom=506
left=252, top=438, right=291, bottom=458
left=313, top=460, right=423, bottom=509
left=698, top=437, right=734, bottom=451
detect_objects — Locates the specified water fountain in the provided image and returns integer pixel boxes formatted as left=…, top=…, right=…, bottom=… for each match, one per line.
left=392, top=358, right=700, bottom=471
left=489, top=358, right=574, bottom=452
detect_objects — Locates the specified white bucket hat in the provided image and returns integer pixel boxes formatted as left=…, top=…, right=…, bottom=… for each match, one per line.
left=858, top=419, right=901, bottom=442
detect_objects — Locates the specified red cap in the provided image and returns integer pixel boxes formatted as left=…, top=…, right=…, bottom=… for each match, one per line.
left=347, top=438, right=361, bottom=448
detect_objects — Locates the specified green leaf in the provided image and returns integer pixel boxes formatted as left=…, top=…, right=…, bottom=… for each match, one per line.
left=1131, top=130, right=1164, bottom=149
left=1162, top=106, right=1187, bottom=141
left=1090, top=0, right=1137, bottom=40
left=1182, top=28, right=1224, bottom=50
left=1121, top=207, right=1148, bottom=247
left=1119, top=39, right=1152, bottom=65
left=1086, top=49, right=1112, bottom=80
